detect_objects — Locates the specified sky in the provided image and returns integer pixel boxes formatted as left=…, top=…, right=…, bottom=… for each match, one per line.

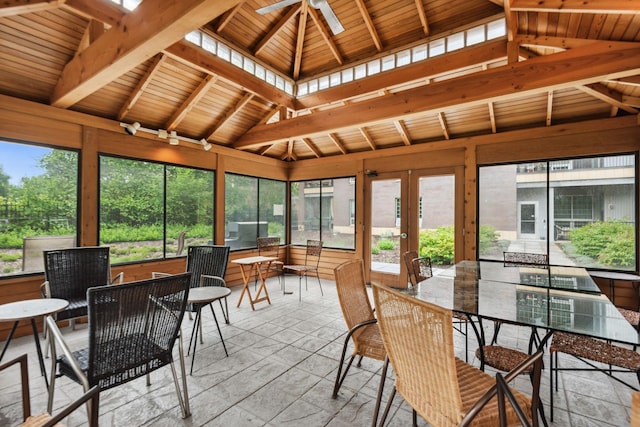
left=0, top=140, right=49, bottom=185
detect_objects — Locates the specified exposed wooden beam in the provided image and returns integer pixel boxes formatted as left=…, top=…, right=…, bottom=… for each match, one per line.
left=118, top=54, right=167, bottom=120
left=487, top=101, right=497, bottom=133
left=622, top=96, right=640, bottom=108
left=0, top=0, right=64, bottom=17
left=394, top=120, right=412, bottom=145
left=258, top=106, right=283, bottom=125
left=360, top=128, right=377, bottom=150
left=51, top=0, right=241, bottom=108
left=206, top=92, right=253, bottom=140
left=254, top=5, right=300, bottom=56
left=296, top=40, right=507, bottom=110
left=77, top=20, right=105, bottom=55
left=437, top=112, right=450, bottom=140
left=308, top=6, right=343, bottom=65
left=355, top=0, right=382, bottom=52
left=216, top=1, right=245, bottom=33
left=516, top=35, right=634, bottom=50
left=606, top=76, right=640, bottom=87
left=328, top=133, right=347, bottom=155
left=293, top=2, right=308, bottom=79
left=301, top=138, right=321, bottom=158
left=578, top=83, right=639, bottom=114
left=234, top=41, right=640, bottom=148
left=510, top=0, right=640, bottom=13
left=414, top=0, right=429, bottom=36
left=546, top=91, right=553, bottom=126
left=165, top=40, right=295, bottom=110
left=166, top=74, right=218, bottom=130
left=503, top=0, right=517, bottom=43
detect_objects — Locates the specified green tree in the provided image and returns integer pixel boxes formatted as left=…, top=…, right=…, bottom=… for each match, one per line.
left=0, top=165, right=9, bottom=198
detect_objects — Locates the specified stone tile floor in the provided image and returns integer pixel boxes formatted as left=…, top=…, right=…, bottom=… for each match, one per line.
left=0, top=276, right=636, bottom=426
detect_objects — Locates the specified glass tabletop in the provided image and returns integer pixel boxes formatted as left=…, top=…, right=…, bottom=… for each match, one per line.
left=408, top=262, right=639, bottom=346
left=437, top=260, right=601, bottom=294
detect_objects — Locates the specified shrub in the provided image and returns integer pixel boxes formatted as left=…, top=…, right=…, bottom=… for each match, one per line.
left=371, top=246, right=379, bottom=255
left=377, top=238, right=395, bottom=250
left=419, top=226, right=454, bottom=265
left=478, top=225, right=498, bottom=255
left=570, top=220, right=635, bottom=268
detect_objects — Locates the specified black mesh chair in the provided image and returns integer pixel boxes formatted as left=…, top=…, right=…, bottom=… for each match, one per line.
left=46, top=272, right=192, bottom=419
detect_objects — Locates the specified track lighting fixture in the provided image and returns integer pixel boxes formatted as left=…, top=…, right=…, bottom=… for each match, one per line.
left=124, top=122, right=140, bottom=135
left=201, top=138, right=212, bottom=151
left=169, top=131, right=179, bottom=145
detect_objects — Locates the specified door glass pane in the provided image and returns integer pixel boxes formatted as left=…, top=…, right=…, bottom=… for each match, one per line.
left=371, top=179, right=401, bottom=274
left=418, top=175, right=455, bottom=268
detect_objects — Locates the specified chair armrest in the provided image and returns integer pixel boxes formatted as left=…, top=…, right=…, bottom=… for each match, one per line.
left=152, top=272, right=172, bottom=279
left=110, top=272, right=124, bottom=285
left=344, top=318, right=377, bottom=341
left=44, top=385, right=100, bottom=427
left=199, top=274, right=226, bottom=287
left=0, top=354, right=30, bottom=421
left=40, top=281, right=50, bottom=299
left=44, top=315, right=91, bottom=391
left=459, top=349, right=543, bottom=427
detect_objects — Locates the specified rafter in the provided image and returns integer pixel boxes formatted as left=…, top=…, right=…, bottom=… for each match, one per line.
left=118, top=54, right=167, bottom=120
left=293, top=1, right=308, bottom=79
left=414, top=0, right=429, bottom=36
left=166, top=74, right=218, bottom=130
left=216, top=1, right=245, bottom=33
left=360, top=128, right=377, bottom=151
left=234, top=41, right=640, bottom=149
left=510, top=0, right=640, bottom=13
left=308, top=6, right=343, bottom=65
left=77, top=20, right=105, bottom=55
left=546, top=91, right=553, bottom=126
left=394, top=120, right=412, bottom=145
left=301, top=138, right=321, bottom=158
left=607, top=76, right=640, bottom=87
left=0, top=0, right=63, bottom=17
left=487, top=102, right=497, bottom=133
left=437, top=112, right=450, bottom=140
left=328, top=133, right=347, bottom=155
left=254, top=5, right=300, bottom=56
left=354, top=0, right=382, bottom=52
left=206, top=92, right=253, bottom=140
left=51, top=0, right=242, bottom=108
left=578, top=84, right=639, bottom=114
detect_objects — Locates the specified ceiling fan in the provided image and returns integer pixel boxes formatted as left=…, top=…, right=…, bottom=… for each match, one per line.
left=256, top=0, right=345, bottom=35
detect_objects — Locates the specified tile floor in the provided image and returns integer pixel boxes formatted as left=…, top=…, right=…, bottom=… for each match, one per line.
left=0, top=275, right=637, bottom=426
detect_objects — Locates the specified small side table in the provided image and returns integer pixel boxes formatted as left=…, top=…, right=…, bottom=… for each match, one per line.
left=0, top=298, right=68, bottom=389
left=587, top=270, right=640, bottom=308
left=187, top=286, right=231, bottom=374
left=233, top=256, right=275, bottom=310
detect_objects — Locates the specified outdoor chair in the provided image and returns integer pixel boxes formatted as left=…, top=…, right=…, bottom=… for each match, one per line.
left=284, top=239, right=323, bottom=301
left=332, top=260, right=386, bottom=402
left=403, top=250, right=420, bottom=287
left=371, top=282, right=544, bottom=427
left=175, top=230, right=187, bottom=257
left=45, top=272, right=192, bottom=419
left=154, top=245, right=231, bottom=352
left=41, top=246, right=124, bottom=357
left=1, top=353, right=99, bottom=427
left=22, top=235, right=77, bottom=272
left=549, top=331, right=640, bottom=421
left=633, top=391, right=640, bottom=427
left=256, top=237, right=284, bottom=291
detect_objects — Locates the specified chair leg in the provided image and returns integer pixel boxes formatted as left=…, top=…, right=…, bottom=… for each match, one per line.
left=371, top=357, right=389, bottom=427
left=316, top=273, right=323, bottom=296
left=209, top=303, right=229, bottom=357
left=218, top=297, right=229, bottom=324
left=169, top=356, right=191, bottom=418
left=377, top=386, right=397, bottom=427
left=333, top=332, right=357, bottom=398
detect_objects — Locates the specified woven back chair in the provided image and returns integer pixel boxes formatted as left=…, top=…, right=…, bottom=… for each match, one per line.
left=46, top=272, right=192, bottom=419
left=42, top=246, right=123, bottom=334
left=549, top=331, right=640, bottom=422
left=332, top=259, right=387, bottom=399
left=1, top=353, right=99, bottom=426
left=371, top=282, right=543, bottom=427
left=503, top=251, right=549, bottom=267
left=284, top=239, right=323, bottom=300
left=403, top=250, right=419, bottom=286
left=412, top=256, right=433, bottom=282
left=257, top=237, right=284, bottom=289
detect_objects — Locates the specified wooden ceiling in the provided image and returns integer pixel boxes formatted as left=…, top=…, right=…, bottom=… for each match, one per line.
left=1, top=0, right=639, bottom=161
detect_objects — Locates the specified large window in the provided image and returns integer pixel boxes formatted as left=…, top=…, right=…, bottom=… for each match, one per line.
left=99, top=156, right=214, bottom=263
left=0, top=140, right=79, bottom=276
left=478, top=154, right=636, bottom=271
left=290, top=177, right=355, bottom=249
left=224, top=174, right=286, bottom=250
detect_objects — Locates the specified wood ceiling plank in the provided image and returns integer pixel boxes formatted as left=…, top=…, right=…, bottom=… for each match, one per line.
left=166, top=74, right=218, bottom=130
left=254, top=5, right=300, bottom=56
left=216, top=1, right=245, bottom=33
left=118, top=53, right=166, bottom=120
left=206, top=92, right=253, bottom=140
left=307, top=6, right=343, bottom=65
left=510, top=0, right=640, bottom=14
left=0, top=0, right=64, bottom=18
left=234, top=41, right=640, bottom=148
left=51, top=0, right=241, bottom=108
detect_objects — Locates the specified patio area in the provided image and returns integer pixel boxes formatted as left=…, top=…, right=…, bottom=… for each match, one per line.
left=0, top=275, right=635, bottom=426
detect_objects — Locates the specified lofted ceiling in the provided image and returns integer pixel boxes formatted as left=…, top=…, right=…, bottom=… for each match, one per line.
left=0, top=0, right=639, bottom=161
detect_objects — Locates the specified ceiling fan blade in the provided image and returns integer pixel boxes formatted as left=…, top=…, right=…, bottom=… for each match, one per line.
left=256, top=0, right=302, bottom=15
left=318, top=1, right=344, bottom=35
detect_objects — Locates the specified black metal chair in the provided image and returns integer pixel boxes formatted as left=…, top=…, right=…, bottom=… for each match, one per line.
left=256, top=237, right=284, bottom=291
left=46, top=272, right=192, bottom=419
left=1, top=353, right=99, bottom=426
left=284, top=239, right=323, bottom=300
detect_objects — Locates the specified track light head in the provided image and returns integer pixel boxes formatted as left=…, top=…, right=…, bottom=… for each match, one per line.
left=124, top=122, right=140, bottom=135
left=169, top=131, right=179, bottom=145
left=201, top=138, right=212, bottom=151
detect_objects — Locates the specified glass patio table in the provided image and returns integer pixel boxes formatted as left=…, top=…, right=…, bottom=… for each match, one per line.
left=408, top=260, right=639, bottom=346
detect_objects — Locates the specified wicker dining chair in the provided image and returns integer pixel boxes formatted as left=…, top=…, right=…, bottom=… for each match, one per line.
left=332, top=259, right=387, bottom=401
left=284, top=239, right=323, bottom=300
left=1, top=353, right=99, bottom=427
left=632, top=391, right=640, bottom=427
left=371, top=282, right=544, bottom=427
left=549, top=331, right=640, bottom=421
left=256, top=237, right=284, bottom=290
left=403, top=250, right=420, bottom=287
left=46, top=272, right=193, bottom=419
